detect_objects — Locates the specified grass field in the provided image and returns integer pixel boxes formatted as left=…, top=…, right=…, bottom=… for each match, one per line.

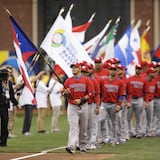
left=0, top=109, right=160, bottom=160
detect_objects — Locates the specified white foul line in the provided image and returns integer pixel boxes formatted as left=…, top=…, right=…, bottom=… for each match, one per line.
left=10, top=146, right=66, bottom=160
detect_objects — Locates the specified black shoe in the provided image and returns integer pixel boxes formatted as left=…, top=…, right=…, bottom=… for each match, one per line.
left=80, top=149, right=86, bottom=153
left=76, top=146, right=80, bottom=150
left=66, top=146, right=74, bottom=154
left=0, top=143, right=7, bottom=147
left=38, top=130, right=46, bottom=133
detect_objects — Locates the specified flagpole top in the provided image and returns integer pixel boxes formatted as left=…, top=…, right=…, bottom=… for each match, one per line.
left=69, top=4, right=74, bottom=12
left=115, top=16, right=121, bottom=24
left=135, top=19, right=142, bottom=28
left=5, top=8, right=12, bottom=16
left=89, top=12, right=96, bottom=22
left=146, top=19, right=150, bottom=26
left=58, top=7, right=65, bottom=15
left=108, top=19, right=112, bottom=24
left=130, top=19, right=135, bottom=25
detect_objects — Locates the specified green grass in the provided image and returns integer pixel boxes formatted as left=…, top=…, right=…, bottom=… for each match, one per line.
left=1, top=110, right=160, bottom=160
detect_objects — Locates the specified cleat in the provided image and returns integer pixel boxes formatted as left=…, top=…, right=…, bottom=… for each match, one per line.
left=66, top=146, right=74, bottom=154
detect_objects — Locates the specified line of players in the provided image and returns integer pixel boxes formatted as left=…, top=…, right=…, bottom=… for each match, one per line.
left=64, top=57, right=160, bottom=153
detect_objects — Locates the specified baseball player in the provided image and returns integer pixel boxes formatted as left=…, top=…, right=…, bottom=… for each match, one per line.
left=100, top=64, right=125, bottom=146
left=63, top=63, right=95, bottom=154
left=143, top=67, right=156, bottom=136
left=127, top=64, right=147, bottom=138
left=81, top=64, right=101, bottom=150
left=116, top=64, right=128, bottom=142
left=152, top=62, right=160, bottom=136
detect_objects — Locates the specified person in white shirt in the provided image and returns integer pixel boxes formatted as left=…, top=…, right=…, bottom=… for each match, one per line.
left=35, top=71, right=51, bottom=133
left=48, top=75, right=64, bottom=132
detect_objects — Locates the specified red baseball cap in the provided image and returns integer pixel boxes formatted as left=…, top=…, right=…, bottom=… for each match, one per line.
left=70, top=63, right=81, bottom=68
left=135, top=64, right=142, bottom=69
left=81, top=65, right=89, bottom=72
left=108, top=64, right=117, bottom=70
left=94, top=57, right=102, bottom=63
left=147, top=67, right=156, bottom=74
left=117, top=64, right=126, bottom=70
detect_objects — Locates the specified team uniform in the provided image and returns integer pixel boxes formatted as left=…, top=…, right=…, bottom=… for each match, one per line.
left=64, top=75, right=95, bottom=153
left=144, top=72, right=156, bottom=136
left=100, top=75, right=125, bottom=145
left=152, top=73, right=160, bottom=136
left=87, top=76, right=100, bottom=149
left=127, top=73, right=147, bottom=138
left=94, top=62, right=110, bottom=144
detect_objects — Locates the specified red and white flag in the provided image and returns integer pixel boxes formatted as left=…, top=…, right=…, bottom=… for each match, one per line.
left=72, top=13, right=95, bottom=43
left=64, top=4, right=95, bottom=43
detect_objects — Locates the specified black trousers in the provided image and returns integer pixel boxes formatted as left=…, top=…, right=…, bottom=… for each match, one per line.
left=22, top=104, right=34, bottom=134
left=0, top=106, right=9, bottom=145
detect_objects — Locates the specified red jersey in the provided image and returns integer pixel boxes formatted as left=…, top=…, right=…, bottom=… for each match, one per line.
left=154, top=74, right=160, bottom=98
left=94, top=68, right=109, bottom=79
left=144, top=78, right=156, bottom=102
left=64, top=76, right=95, bottom=105
left=101, top=77, right=125, bottom=103
left=88, top=77, right=100, bottom=106
left=127, top=75, right=146, bottom=102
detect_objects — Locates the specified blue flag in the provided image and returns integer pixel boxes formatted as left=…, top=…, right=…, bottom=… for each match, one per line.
left=115, top=25, right=134, bottom=67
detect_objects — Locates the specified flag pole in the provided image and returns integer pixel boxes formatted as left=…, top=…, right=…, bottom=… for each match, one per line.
left=58, top=7, right=65, bottom=16
left=4, top=8, right=12, bottom=16
left=88, top=12, right=96, bottom=22
left=27, top=53, right=40, bottom=75
left=69, top=3, right=74, bottom=12
left=115, top=16, right=121, bottom=24
left=38, top=50, right=64, bottom=85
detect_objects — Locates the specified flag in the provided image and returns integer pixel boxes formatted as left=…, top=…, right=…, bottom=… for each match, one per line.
left=40, top=15, right=93, bottom=77
left=72, top=13, right=95, bottom=43
left=115, top=25, right=134, bottom=67
left=102, top=23, right=118, bottom=61
left=64, top=4, right=95, bottom=43
left=84, top=20, right=112, bottom=56
left=140, top=26, right=151, bottom=62
left=64, top=4, right=74, bottom=31
left=130, top=21, right=142, bottom=64
left=91, top=17, right=120, bottom=62
left=9, top=16, right=38, bottom=63
left=153, top=44, right=160, bottom=59
left=9, top=15, right=36, bottom=105
left=91, top=24, right=116, bottom=60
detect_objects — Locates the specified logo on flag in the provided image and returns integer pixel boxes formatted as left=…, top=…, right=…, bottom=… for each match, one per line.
left=51, top=29, right=66, bottom=47
left=40, top=15, right=93, bottom=77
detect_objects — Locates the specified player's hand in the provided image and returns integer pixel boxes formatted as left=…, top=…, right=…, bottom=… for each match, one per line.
left=74, top=99, right=81, bottom=105
left=115, top=105, right=121, bottom=112
left=126, top=102, right=131, bottom=109
left=144, top=102, right=148, bottom=109
left=63, top=88, right=71, bottom=95
left=95, top=107, right=100, bottom=115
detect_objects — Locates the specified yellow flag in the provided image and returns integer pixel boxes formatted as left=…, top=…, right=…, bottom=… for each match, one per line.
left=140, top=27, right=151, bottom=62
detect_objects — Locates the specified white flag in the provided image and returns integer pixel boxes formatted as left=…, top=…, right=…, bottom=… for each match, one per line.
left=40, top=15, right=93, bottom=77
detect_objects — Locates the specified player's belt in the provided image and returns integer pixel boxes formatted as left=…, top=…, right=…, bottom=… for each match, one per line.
left=132, top=96, right=141, bottom=99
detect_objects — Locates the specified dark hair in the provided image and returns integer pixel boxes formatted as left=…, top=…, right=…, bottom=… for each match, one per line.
left=0, top=69, right=9, bottom=81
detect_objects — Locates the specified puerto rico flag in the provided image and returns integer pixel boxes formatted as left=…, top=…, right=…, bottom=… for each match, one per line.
left=9, top=16, right=38, bottom=63
left=9, top=15, right=36, bottom=105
